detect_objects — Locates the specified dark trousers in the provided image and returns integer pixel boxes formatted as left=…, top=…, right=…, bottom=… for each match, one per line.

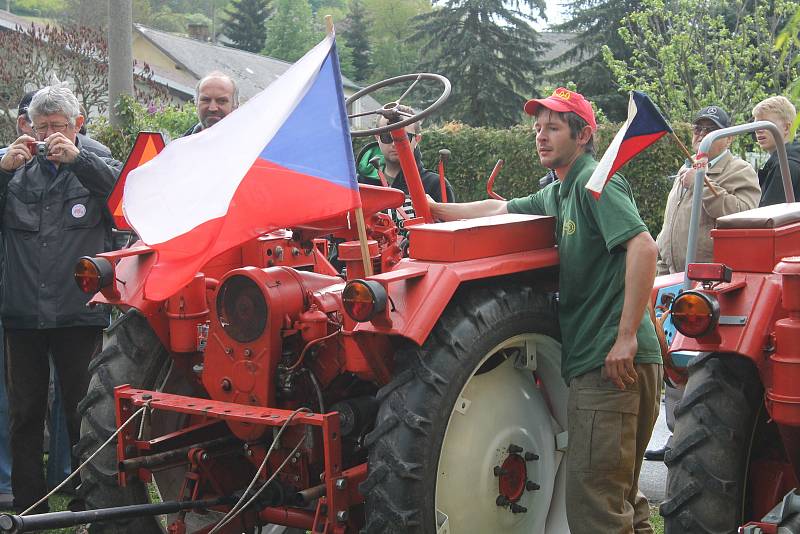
left=5, top=327, right=102, bottom=508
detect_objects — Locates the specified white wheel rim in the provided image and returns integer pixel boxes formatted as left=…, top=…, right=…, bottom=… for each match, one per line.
left=435, top=333, right=569, bottom=534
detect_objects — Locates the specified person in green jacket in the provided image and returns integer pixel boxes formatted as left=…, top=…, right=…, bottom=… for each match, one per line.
left=428, top=87, right=662, bottom=534
left=356, top=104, right=455, bottom=213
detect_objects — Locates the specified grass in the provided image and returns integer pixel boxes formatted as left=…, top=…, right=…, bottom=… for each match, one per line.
left=651, top=504, right=665, bottom=534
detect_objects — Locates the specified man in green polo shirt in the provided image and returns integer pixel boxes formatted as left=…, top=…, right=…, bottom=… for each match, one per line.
left=428, top=87, right=663, bottom=533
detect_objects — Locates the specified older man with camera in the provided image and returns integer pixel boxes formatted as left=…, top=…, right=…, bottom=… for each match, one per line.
left=0, top=84, right=121, bottom=513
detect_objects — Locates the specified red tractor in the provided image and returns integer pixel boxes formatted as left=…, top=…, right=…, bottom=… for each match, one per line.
left=0, top=74, right=572, bottom=534
left=656, top=121, right=800, bottom=533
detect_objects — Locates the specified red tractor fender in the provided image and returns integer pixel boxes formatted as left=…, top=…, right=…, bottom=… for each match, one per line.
left=349, top=214, right=559, bottom=346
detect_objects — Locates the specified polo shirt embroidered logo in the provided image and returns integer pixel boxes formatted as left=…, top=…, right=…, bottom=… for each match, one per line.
left=555, top=89, right=572, bottom=100
left=72, top=204, right=86, bottom=218
left=563, top=219, right=576, bottom=235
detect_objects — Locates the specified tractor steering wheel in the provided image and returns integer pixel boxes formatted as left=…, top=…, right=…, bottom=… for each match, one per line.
left=346, top=73, right=451, bottom=137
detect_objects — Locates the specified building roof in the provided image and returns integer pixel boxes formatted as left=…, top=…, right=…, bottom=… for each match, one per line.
left=0, top=9, right=32, bottom=32
left=134, top=24, right=364, bottom=101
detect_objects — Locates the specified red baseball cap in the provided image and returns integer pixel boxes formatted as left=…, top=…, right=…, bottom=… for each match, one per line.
left=524, top=88, right=597, bottom=132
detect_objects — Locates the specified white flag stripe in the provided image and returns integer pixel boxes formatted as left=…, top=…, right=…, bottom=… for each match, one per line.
left=123, top=35, right=334, bottom=245
left=585, top=94, right=637, bottom=195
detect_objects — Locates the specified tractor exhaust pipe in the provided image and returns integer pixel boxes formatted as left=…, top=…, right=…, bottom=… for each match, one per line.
left=0, top=496, right=236, bottom=533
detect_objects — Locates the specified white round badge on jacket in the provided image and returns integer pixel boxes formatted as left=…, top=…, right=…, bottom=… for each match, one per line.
left=72, top=204, right=86, bottom=218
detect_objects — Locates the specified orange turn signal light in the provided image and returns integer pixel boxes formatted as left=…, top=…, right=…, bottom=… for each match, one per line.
left=342, top=280, right=387, bottom=322
left=74, top=256, right=114, bottom=294
left=671, top=290, right=719, bottom=338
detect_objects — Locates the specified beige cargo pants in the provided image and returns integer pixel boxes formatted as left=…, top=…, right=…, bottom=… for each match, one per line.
left=565, top=363, right=662, bottom=534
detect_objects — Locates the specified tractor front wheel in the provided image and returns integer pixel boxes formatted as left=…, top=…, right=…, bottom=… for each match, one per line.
left=361, top=284, right=569, bottom=534
left=661, top=353, right=764, bottom=533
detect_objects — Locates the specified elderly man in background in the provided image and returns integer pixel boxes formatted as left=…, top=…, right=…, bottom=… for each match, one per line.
left=645, top=105, right=760, bottom=462
left=0, top=84, right=121, bottom=513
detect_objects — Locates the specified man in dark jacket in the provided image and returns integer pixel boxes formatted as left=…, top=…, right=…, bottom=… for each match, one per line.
left=183, top=72, right=239, bottom=137
left=0, top=84, right=121, bottom=513
left=356, top=104, right=455, bottom=212
left=752, top=96, right=800, bottom=206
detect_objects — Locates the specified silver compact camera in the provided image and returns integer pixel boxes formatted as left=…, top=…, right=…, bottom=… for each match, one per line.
left=25, top=141, right=48, bottom=157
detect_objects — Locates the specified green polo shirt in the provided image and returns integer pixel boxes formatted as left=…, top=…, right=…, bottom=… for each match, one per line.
left=507, top=153, right=662, bottom=383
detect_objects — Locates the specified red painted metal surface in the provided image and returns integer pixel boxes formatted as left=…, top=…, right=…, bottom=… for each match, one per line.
left=351, top=247, right=559, bottom=345
left=392, top=128, right=432, bottom=223
left=115, top=387, right=350, bottom=532
left=202, top=267, right=342, bottom=439
left=712, top=221, right=800, bottom=273
left=687, top=262, right=732, bottom=282
left=768, top=258, right=800, bottom=426
left=408, top=214, right=555, bottom=262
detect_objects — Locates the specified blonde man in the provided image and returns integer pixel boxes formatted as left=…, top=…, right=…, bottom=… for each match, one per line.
left=752, top=96, right=800, bottom=206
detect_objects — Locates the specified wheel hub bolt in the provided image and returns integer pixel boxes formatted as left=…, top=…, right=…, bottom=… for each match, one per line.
left=335, top=478, right=347, bottom=490
left=526, top=481, right=540, bottom=491
left=508, top=443, right=523, bottom=454
left=496, top=495, right=510, bottom=507
left=510, top=503, right=528, bottom=514
left=524, top=452, right=539, bottom=461
left=493, top=466, right=509, bottom=477
left=336, top=510, right=348, bottom=522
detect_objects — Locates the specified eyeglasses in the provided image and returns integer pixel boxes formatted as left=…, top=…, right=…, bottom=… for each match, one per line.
left=692, top=124, right=719, bottom=136
left=378, top=132, right=417, bottom=144
left=32, top=122, right=71, bottom=134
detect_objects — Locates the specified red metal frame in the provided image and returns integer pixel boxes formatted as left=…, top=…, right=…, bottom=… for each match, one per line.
left=115, top=386, right=358, bottom=533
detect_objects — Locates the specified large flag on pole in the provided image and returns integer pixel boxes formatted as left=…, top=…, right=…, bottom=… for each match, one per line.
left=123, top=34, right=360, bottom=301
left=585, top=91, right=672, bottom=198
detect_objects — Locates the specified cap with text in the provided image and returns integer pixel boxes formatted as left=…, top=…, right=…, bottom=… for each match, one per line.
left=524, top=87, right=597, bottom=132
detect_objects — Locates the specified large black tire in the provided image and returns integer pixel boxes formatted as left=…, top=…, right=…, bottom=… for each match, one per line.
left=359, top=283, right=562, bottom=534
left=77, top=311, right=172, bottom=534
left=661, top=353, right=764, bottom=533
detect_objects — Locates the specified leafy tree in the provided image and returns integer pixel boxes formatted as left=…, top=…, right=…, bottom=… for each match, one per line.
left=553, top=0, right=641, bottom=121
left=223, top=0, right=271, bottom=52
left=362, top=0, right=431, bottom=84
left=777, top=9, right=800, bottom=130
left=0, top=23, right=167, bottom=141
left=262, top=0, right=316, bottom=62
left=603, top=0, right=800, bottom=124
left=343, top=0, right=372, bottom=82
left=412, top=0, right=548, bottom=128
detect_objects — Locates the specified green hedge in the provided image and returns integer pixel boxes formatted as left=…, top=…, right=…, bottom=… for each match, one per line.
left=357, top=122, right=694, bottom=238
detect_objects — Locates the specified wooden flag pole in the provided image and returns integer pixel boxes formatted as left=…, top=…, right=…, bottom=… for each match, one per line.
left=670, top=132, right=718, bottom=198
left=326, top=15, right=373, bottom=276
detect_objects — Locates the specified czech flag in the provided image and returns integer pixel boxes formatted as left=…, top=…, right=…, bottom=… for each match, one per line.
left=123, top=34, right=360, bottom=301
left=585, top=91, right=672, bottom=198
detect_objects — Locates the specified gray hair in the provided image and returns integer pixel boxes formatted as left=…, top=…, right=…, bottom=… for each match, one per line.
left=28, top=83, right=82, bottom=125
left=195, top=71, right=239, bottom=106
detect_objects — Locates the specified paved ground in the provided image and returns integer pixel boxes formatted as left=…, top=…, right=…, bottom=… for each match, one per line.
left=640, top=394, right=670, bottom=504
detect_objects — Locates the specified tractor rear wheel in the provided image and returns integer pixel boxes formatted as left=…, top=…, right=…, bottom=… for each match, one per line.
left=361, top=284, right=569, bottom=534
left=660, top=353, right=764, bottom=533
left=77, top=310, right=171, bottom=533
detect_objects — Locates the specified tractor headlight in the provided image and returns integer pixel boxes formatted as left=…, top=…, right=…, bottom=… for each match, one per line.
left=342, top=280, right=387, bottom=322
left=74, top=256, right=114, bottom=294
left=671, top=290, right=719, bottom=338
left=216, top=275, right=267, bottom=342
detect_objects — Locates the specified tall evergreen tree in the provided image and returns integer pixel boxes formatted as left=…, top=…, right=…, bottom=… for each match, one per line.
left=344, top=0, right=372, bottom=82
left=412, top=0, right=548, bottom=128
left=553, top=0, right=641, bottom=121
left=223, top=0, right=271, bottom=53
left=263, top=0, right=316, bottom=62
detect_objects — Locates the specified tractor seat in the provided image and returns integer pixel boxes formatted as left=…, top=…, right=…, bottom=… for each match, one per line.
left=716, top=202, right=800, bottom=229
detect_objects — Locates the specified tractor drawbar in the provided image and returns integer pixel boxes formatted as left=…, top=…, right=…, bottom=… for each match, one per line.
left=0, top=496, right=236, bottom=533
